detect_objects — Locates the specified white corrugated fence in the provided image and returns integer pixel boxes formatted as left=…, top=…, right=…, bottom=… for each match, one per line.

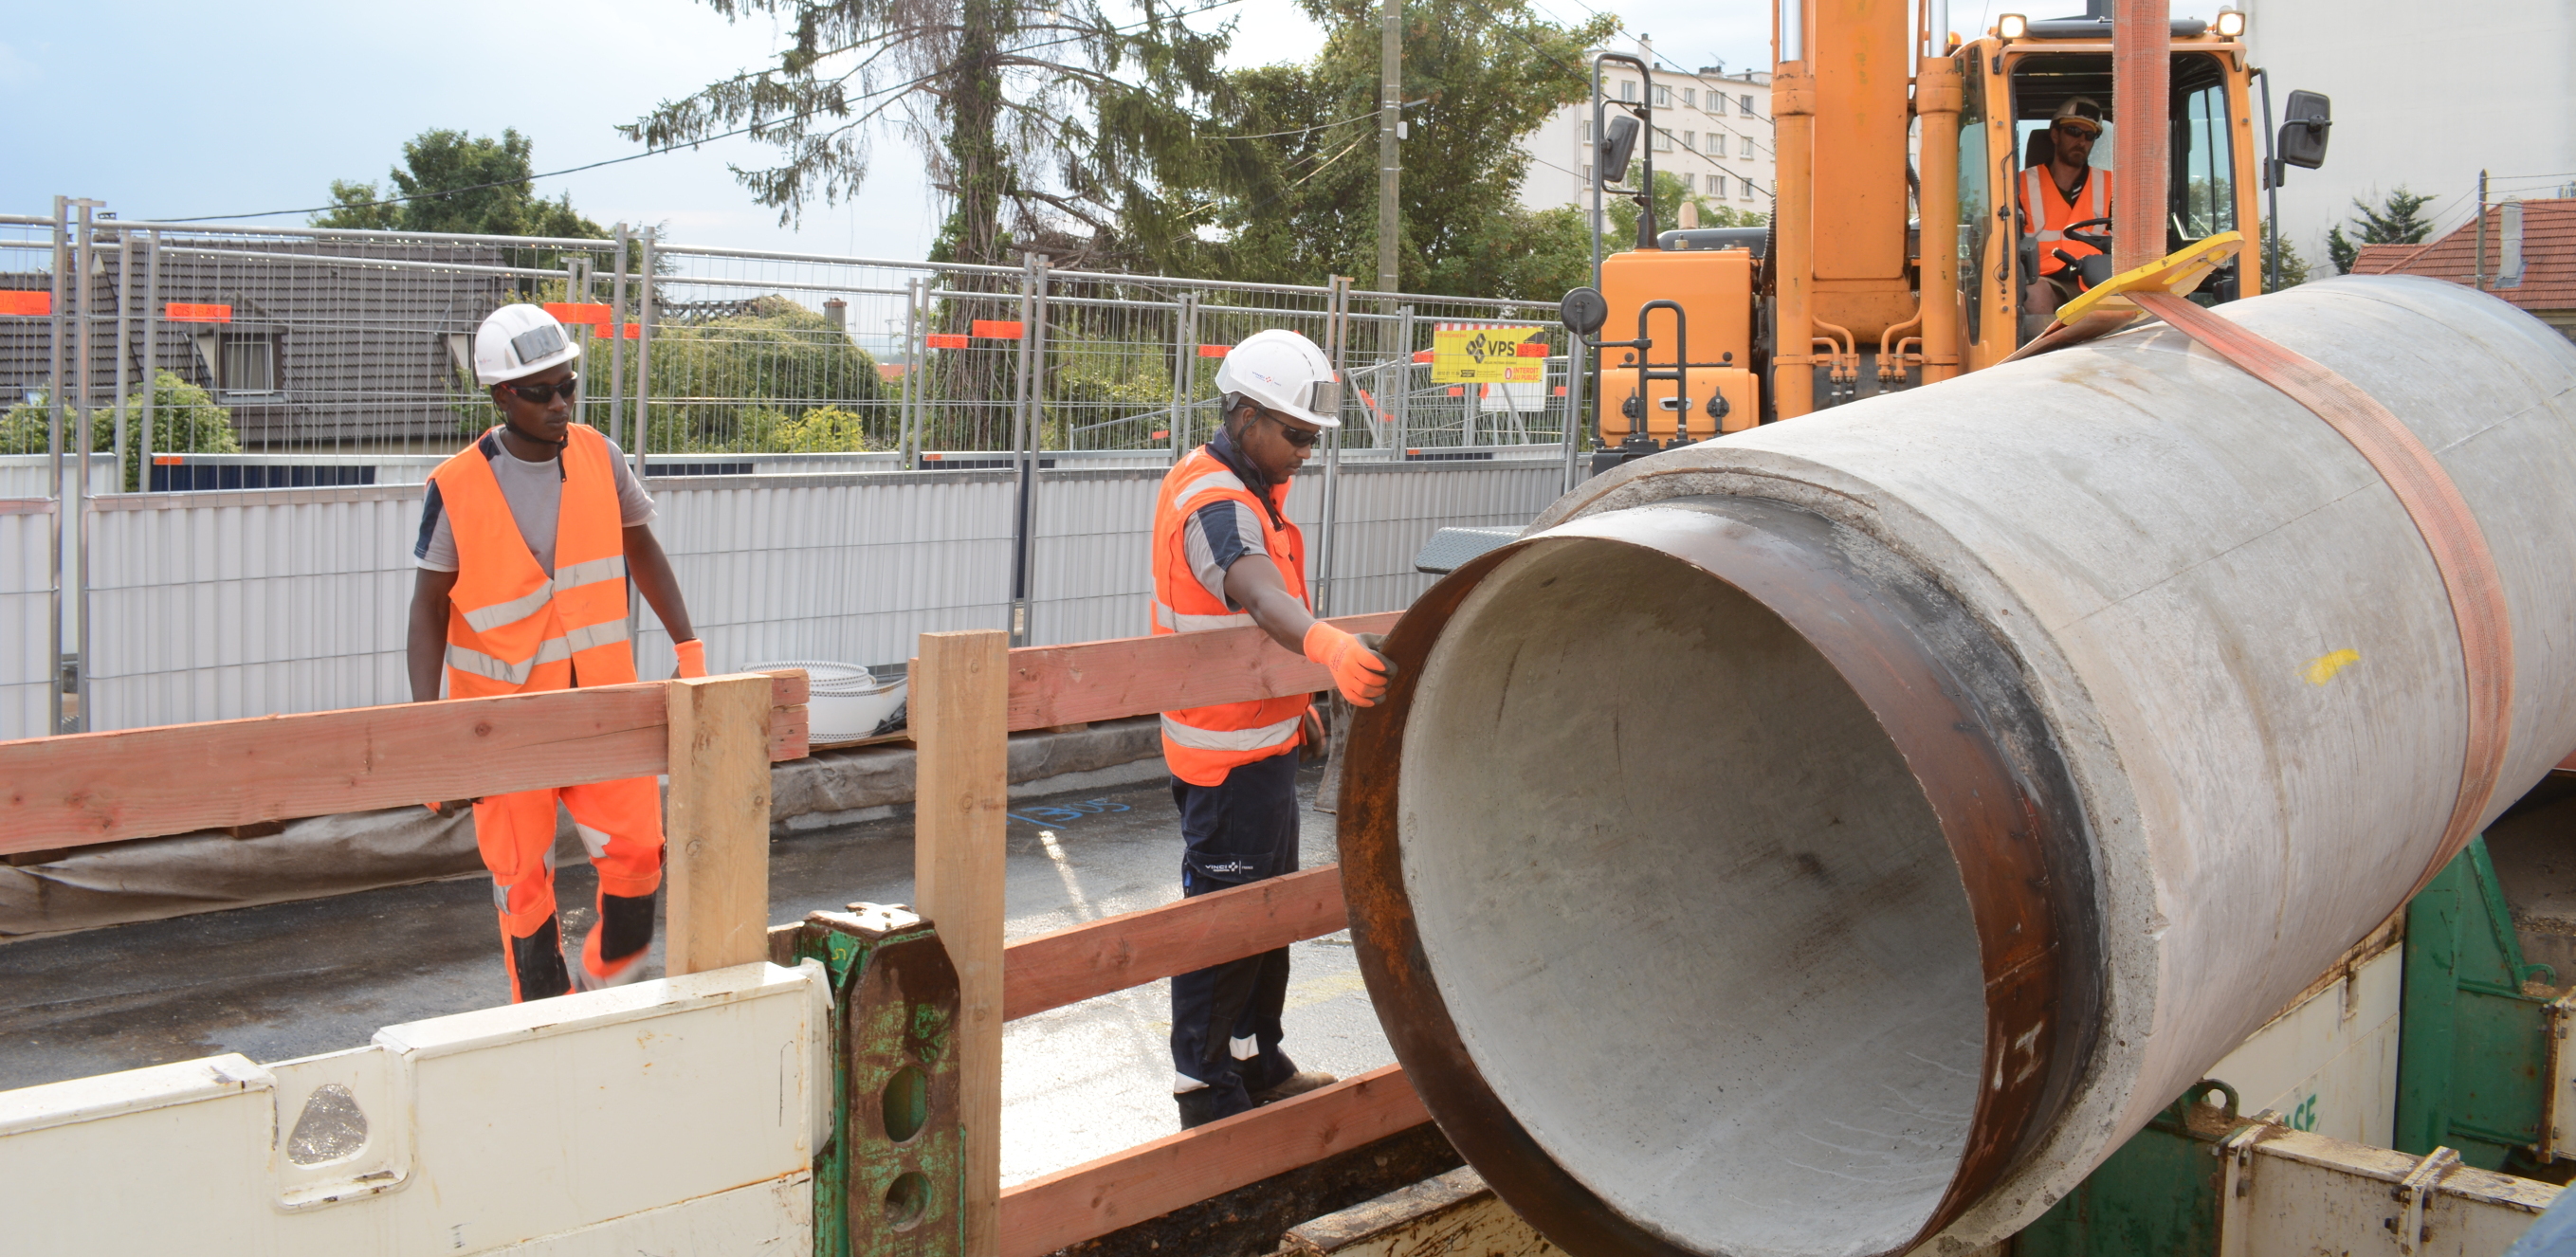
left=54, top=457, right=1565, bottom=735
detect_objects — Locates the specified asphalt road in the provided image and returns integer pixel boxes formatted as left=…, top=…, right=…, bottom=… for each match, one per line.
left=0, top=766, right=1394, bottom=1186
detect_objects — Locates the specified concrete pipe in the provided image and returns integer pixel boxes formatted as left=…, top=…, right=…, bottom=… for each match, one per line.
left=1338, top=277, right=2576, bottom=1257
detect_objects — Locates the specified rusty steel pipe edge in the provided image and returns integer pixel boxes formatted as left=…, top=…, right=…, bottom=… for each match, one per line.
left=1342, top=498, right=2100, bottom=1257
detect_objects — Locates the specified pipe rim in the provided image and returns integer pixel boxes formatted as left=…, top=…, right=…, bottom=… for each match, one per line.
left=1339, top=495, right=2101, bottom=1257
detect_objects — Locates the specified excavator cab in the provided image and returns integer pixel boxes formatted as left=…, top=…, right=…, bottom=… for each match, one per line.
left=1561, top=4, right=2329, bottom=445
left=1962, top=24, right=2273, bottom=366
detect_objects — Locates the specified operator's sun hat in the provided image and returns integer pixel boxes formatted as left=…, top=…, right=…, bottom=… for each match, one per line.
left=1215, top=329, right=1343, bottom=428
left=2052, top=96, right=2108, bottom=137
left=473, top=303, right=581, bottom=387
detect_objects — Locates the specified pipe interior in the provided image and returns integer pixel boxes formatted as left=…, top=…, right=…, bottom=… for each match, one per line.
left=1398, top=533, right=1986, bottom=1257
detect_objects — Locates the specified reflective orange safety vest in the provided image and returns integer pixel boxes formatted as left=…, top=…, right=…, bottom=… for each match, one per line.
left=1149, top=443, right=1311, bottom=786
left=2020, top=164, right=2114, bottom=275
left=431, top=424, right=637, bottom=699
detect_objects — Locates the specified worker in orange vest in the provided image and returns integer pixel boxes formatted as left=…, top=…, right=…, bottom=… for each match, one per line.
left=2019, top=96, right=2114, bottom=321
left=406, top=303, right=706, bottom=1004
left=1151, top=328, right=1392, bottom=1128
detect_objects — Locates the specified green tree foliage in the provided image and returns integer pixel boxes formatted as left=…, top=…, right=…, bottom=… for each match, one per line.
left=625, top=0, right=1229, bottom=269
left=2262, top=219, right=2313, bottom=289
left=2324, top=185, right=2436, bottom=275
left=595, top=295, right=887, bottom=453
left=1151, top=0, right=1617, bottom=296
left=0, top=372, right=241, bottom=490
left=315, top=129, right=607, bottom=241
left=1603, top=170, right=1765, bottom=248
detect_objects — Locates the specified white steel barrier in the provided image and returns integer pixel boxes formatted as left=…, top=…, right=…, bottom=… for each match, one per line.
left=84, top=485, right=418, bottom=731
left=0, top=501, right=50, bottom=740
left=0, top=960, right=828, bottom=1254
left=634, top=470, right=1018, bottom=681
left=67, top=458, right=1566, bottom=732
left=0, top=454, right=119, bottom=499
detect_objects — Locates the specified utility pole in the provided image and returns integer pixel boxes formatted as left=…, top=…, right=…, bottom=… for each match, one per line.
left=1377, top=0, right=1401, bottom=293
left=2475, top=169, right=2489, bottom=289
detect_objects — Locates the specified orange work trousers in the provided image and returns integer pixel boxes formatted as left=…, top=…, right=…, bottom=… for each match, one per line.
left=474, top=776, right=665, bottom=997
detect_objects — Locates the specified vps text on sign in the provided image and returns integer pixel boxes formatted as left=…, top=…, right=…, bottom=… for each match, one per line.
left=1431, top=323, right=1547, bottom=384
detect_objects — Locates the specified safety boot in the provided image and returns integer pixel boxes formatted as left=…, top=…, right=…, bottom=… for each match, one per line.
left=572, top=889, right=656, bottom=993
left=1250, top=1069, right=1339, bottom=1106
left=505, top=915, right=573, bottom=1003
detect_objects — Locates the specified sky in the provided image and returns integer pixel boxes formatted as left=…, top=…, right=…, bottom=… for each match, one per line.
left=1, top=0, right=2229, bottom=262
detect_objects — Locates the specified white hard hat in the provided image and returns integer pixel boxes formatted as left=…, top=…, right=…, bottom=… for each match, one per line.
left=473, top=303, right=580, bottom=386
left=1214, top=328, right=1342, bottom=428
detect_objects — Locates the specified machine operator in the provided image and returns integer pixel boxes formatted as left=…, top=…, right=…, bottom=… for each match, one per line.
left=2020, top=96, right=2115, bottom=319
left=1149, top=328, right=1394, bottom=1128
left=407, top=303, right=707, bottom=1004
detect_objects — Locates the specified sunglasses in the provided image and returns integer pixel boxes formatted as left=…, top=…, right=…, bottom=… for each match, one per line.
left=1263, top=412, right=1323, bottom=448
left=503, top=374, right=580, bottom=405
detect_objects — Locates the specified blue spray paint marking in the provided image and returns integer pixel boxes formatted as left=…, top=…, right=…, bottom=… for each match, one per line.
left=1006, top=797, right=1134, bottom=827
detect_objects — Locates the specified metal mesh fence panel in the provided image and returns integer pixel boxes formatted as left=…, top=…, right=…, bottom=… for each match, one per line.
left=14, top=197, right=1591, bottom=734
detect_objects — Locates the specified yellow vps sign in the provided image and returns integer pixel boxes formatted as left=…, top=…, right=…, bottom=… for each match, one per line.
left=1431, top=323, right=1547, bottom=384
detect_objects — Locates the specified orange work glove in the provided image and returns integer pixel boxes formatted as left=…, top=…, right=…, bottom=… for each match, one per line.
left=673, top=638, right=708, bottom=679
left=1303, top=621, right=1392, bottom=707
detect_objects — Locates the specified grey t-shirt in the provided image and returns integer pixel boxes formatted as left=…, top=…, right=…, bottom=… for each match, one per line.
left=414, top=435, right=655, bottom=576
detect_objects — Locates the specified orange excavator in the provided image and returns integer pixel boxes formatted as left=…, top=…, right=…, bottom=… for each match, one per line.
left=1563, top=0, right=2335, bottom=473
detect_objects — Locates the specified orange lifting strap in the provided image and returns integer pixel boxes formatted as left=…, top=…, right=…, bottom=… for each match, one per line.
left=2130, top=289, right=2515, bottom=894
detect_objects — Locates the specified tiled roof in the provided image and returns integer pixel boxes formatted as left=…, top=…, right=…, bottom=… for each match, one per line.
left=2349, top=198, right=2576, bottom=311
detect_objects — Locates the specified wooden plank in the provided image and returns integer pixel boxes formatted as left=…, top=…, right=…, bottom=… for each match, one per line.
left=0, top=683, right=670, bottom=854
left=1280, top=1166, right=1559, bottom=1257
left=1002, top=865, right=1348, bottom=1021
left=768, top=704, right=811, bottom=762
left=765, top=669, right=812, bottom=707
left=997, top=1065, right=1433, bottom=1257
left=0, top=673, right=811, bottom=855
left=914, top=629, right=1011, bottom=1257
left=1005, top=611, right=1400, bottom=731
left=663, top=674, right=776, bottom=975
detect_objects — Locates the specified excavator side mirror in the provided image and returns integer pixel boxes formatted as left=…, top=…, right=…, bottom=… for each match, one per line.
left=1599, top=115, right=1641, bottom=186
left=1561, top=287, right=1608, bottom=338
left=2278, top=90, right=2331, bottom=171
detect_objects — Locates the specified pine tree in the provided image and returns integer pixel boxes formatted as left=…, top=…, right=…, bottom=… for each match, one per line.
left=625, top=0, right=1229, bottom=270
left=2325, top=185, right=2435, bottom=274
left=2262, top=220, right=2312, bottom=288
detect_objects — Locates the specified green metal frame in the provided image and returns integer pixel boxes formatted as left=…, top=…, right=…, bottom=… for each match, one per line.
left=778, top=905, right=967, bottom=1257
left=2398, top=835, right=2558, bottom=1171
left=2012, top=834, right=2573, bottom=1251
left=2010, top=1082, right=2239, bottom=1256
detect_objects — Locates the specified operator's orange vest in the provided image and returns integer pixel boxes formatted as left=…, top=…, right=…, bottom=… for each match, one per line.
left=432, top=424, right=637, bottom=699
left=1150, top=443, right=1311, bottom=786
left=2021, top=164, right=2114, bottom=274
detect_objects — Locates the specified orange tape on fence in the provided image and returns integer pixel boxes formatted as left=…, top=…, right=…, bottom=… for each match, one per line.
left=165, top=303, right=231, bottom=323
left=926, top=333, right=971, bottom=349
left=972, top=319, right=1025, bottom=339
left=0, top=292, right=49, bottom=318
left=543, top=302, right=612, bottom=326
left=1197, top=343, right=1230, bottom=357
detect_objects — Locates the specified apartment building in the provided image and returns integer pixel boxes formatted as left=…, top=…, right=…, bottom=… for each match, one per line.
left=1516, top=62, right=1777, bottom=218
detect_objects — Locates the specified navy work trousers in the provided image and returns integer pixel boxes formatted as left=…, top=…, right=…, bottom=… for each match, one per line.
left=1168, top=748, right=1303, bottom=1124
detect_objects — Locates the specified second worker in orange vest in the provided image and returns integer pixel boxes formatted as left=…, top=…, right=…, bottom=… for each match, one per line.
left=1151, top=328, right=1394, bottom=1129
left=406, top=303, right=708, bottom=1005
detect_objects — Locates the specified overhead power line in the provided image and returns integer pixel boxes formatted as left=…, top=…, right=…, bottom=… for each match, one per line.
left=159, top=0, right=1252, bottom=225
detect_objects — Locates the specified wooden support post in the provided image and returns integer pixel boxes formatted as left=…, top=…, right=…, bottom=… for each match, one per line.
left=914, top=629, right=1010, bottom=1256
left=664, top=673, right=776, bottom=975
